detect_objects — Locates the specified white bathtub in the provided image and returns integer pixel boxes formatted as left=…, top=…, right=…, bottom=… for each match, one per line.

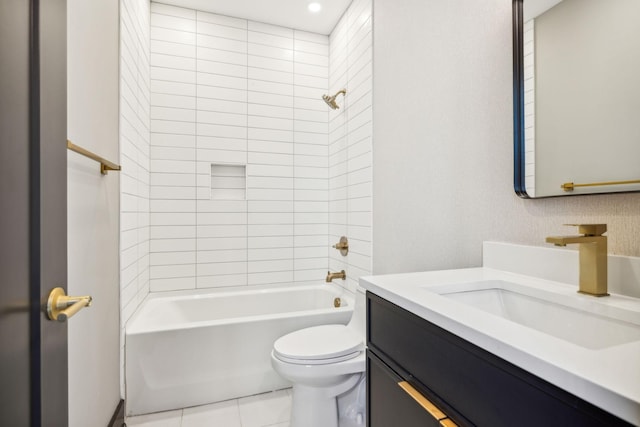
left=125, top=284, right=354, bottom=416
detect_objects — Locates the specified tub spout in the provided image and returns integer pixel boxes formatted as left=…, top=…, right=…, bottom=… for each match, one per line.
left=326, top=270, right=346, bottom=282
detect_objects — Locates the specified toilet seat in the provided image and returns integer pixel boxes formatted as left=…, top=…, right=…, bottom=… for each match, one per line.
left=273, top=324, right=363, bottom=365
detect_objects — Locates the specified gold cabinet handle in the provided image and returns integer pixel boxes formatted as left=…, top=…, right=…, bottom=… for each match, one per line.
left=47, top=287, right=92, bottom=322
left=397, top=381, right=458, bottom=427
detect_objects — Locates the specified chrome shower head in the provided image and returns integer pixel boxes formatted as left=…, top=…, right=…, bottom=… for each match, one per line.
left=322, top=89, right=347, bottom=110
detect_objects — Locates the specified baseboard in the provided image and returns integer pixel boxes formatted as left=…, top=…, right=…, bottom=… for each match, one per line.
left=108, top=400, right=125, bottom=427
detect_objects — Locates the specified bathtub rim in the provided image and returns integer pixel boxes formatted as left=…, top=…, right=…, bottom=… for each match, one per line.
left=126, top=282, right=355, bottom=335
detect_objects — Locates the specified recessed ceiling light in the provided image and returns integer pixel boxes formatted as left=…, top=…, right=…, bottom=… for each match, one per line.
left=308, top=2, right=322, bottom=13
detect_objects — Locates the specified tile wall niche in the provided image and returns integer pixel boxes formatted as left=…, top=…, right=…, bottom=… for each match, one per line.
left=119, top=0, right=151, bottom=395
left=328, top=0, right=373, bottom=292
left=148, top=2, right=331, bottom=291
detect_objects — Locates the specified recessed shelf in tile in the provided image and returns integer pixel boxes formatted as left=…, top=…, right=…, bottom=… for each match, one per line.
left=211, top=164, right=246, bottom=200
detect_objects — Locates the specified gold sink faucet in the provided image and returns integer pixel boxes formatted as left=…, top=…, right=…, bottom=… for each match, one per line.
left=326, top=270, right=346, bottom=283
left=546, top=224, right=608, bottom=296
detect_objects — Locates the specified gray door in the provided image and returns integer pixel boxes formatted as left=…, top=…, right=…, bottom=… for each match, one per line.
left=0, top=0, right=68, bottom=425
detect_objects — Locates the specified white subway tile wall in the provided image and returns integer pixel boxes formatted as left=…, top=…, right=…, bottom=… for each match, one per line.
left=148, top=2, right=336, bottom=291
left=328, top=0, right=373, bottom=292
left=122, top=2, right=372, bottom=295
left=120, top=0, right=151, bottom=397
left=120, top=0, right=372, bottom=398
left=523, top=19, right=535, bottom=196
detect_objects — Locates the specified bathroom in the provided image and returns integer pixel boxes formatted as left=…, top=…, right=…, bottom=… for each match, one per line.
left=1, top=0, right=639, bottom=426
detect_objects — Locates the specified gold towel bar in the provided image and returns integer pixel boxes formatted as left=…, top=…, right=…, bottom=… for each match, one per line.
left=561, top=179, right=640, bottom=192
left=67, top=140, right=121, bottom=175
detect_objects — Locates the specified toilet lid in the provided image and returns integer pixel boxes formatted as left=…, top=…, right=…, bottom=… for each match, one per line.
left=273, top=324, right=363, bottom=365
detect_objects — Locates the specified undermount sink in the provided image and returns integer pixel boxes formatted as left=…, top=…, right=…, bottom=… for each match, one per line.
left=426, top=280, right=640, bottom=350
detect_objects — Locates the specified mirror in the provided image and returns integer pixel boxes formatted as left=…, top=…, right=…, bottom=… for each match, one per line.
left=513, top=0, right=640, bottom=198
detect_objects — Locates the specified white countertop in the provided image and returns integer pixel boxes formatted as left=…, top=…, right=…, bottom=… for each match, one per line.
left=360, top=267, right=640, bottom=425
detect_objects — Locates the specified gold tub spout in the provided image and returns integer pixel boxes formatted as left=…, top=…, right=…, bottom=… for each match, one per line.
left=546, top=224, right=608, bottom=297
left=326, top=270, right=346, bottom=283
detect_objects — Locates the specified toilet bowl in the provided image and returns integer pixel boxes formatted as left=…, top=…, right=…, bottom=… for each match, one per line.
left=271, top=287, right=366, bottom=427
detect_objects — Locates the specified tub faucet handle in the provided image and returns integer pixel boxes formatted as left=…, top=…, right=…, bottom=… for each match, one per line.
left=332, top=236, right=349, bottom=256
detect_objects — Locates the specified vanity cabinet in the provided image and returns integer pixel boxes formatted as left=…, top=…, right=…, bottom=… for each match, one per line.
left=368, top=350, right=457, bottom=427
left=366, top=292, right=632, bottom=427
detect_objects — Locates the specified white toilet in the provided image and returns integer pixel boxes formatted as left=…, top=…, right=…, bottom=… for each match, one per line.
left=271, top=287, right=367, bottom=427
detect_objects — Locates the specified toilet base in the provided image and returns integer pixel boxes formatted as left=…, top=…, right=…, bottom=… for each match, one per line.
left=290, top=384, right=338, bottom=427
left=289, top=373, right=362, bottom=427
left=338, top=373, right=366, bottom=426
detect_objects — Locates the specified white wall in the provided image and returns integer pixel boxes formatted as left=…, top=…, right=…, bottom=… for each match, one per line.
left=147, top=3, right=330, bottom=291
left=119, top=0, right=151, bottom=396
left=328, top=0, right=373, bottom=292
left=372, top=0, right=640, bottom=275
left=67, top=0, right=120, bottom=424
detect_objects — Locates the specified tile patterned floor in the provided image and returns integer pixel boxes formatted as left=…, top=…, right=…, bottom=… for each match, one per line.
left=125, top=389, right=291, bottom=427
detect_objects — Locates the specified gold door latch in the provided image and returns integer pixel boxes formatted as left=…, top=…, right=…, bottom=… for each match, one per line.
left=47, top=287, right=92, bottom=322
